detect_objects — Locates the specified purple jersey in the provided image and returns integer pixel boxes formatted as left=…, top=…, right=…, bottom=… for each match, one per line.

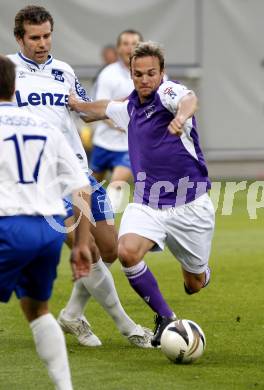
left=106, top=80, right=210, bottom=208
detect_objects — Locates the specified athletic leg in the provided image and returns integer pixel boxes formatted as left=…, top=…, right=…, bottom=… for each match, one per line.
left=165, top=194, right=215, bottom=295
left=107, top=165, right=132, bottom=212
left=111, top=165, right=131, bottom=183
left=91, top=219, right=117, bottom=264
left=62, top=215, right=116, bottom=322
left=21, top=298, right=73, bottom=390
left=61, top=186, right=153, bottom=347
left=182, top=266, right=211, bottom=294
left=118, top=204, right=177, bottom=346
left=118, top=233, right=174, bottom=318
left=107, top=150, right=132, bottom=213
left=58, top=216, right=103, bottom=347
left=92, top=170, right=106, bottom=183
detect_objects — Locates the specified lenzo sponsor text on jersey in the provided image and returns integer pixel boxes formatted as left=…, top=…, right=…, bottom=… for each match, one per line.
left=15, top=90, right=68, bottom=107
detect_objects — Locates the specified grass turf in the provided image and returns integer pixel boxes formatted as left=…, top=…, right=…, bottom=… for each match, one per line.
left=0, top=183, right=263, bottom=389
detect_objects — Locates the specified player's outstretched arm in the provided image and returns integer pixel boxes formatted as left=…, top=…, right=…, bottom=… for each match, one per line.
left=69, top=92, right=110, bottom=122
left=70, top=187, right=99, bottom=280
left=168, top=92, right=198, bottom=136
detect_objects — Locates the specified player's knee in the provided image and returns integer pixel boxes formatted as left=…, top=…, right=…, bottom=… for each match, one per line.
left=183, top=268, right=210, bottom=295
left=20, top=298, right=49, bottom=322
left=99, top=246, right=117, bottom=263
left=184, top=282, right=202, bottom=295
left=118, top=242, right=140, bottom=267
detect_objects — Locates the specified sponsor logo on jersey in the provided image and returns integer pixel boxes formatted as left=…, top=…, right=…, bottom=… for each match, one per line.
left=51, top=69, right=65, bottom=82
left=144, top=104, right=156, bottom=118
left=164, top=86, right=177, bottom=99
left=15, top=90, right=68, bottom=107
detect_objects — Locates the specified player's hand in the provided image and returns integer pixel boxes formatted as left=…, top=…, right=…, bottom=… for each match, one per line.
left=70, top=231, right=99, bottom=281
left=68, top=91, right=80, bottom=112
left=168, top=115, right=185, bottom=136
left=70, top=244, right=92, bottom=281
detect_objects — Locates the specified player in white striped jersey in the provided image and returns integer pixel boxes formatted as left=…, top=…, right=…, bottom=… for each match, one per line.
left=8, top=5, right=152, bottom=349
left=7, top=52, right=89, bottom=172
left=0, top=54, right=96, bottom=390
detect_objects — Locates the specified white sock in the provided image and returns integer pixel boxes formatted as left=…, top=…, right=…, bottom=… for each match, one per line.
left=64, top=260, right=113, bottom=319
left=103, top=261, right=112, bottom=269
left=203, top=266, right=211, bottom=287
left=30, top=313, right=73, bottom=390
left=64, top=278, right=91, bottom=319
left=107, top=186, right=125, bottom=213
left=81, top=258, right=137, bottom=336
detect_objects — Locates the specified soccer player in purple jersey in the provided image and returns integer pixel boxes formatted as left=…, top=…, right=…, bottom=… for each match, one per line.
left=69, top=41, right=215, bottom=347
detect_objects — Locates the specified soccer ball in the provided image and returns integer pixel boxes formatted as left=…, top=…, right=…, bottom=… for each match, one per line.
left=160, top=319, right=206, bottom=364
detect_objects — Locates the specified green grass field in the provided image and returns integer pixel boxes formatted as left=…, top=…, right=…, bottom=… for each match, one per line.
left=0, top=182, right=263, bottom=390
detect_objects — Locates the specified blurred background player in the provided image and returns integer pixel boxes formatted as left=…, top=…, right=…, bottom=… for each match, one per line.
left=69, top=41, right=215, bottom=348
left=90, top=43, right=118, bottom=95
left=0, top=55, right=95, bottom=390
left=93, top=44, right=118, bottom=82
left=9, top=5, right=152, bottom=348
left=101, top=44, right=118, bottom=66
left=90, top=29, right=143, bottom=212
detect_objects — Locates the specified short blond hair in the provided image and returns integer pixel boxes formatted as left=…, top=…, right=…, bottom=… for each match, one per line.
left=130, top=41, right=165, bottom=71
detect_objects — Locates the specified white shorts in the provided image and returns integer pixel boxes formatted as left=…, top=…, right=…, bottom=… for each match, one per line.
left=119, top=193, right=215, bottom=274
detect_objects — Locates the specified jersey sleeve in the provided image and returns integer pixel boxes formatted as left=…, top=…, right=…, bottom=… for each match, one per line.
left=74, top=77, right=92, bottom=102
left=64, top=62, right=92, bottom=102
left=56, top=132, right=89, bottom=197
left=105, top=100, right=130, bottom=131
left=157, top=81, right=193, bottom=115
